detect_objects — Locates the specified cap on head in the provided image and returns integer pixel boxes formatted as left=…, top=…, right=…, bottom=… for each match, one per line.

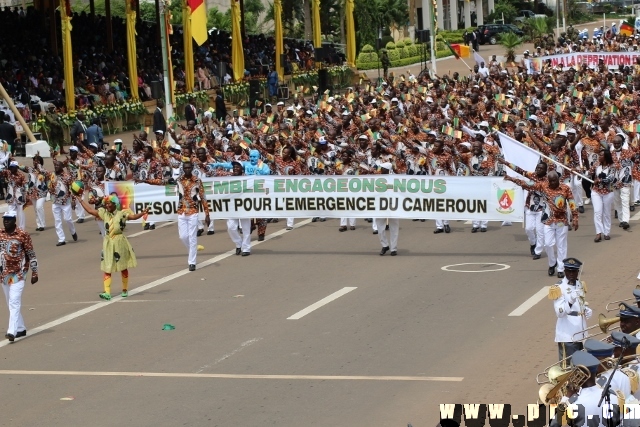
left=570, top=350, right=600, bottom=374
left=155, top=130, right=164, bottom=135
left=563, top=257, right=582, bottom=270
left=90, top=142, right=99, bottom=148
left=583, top=339, right=615, bottom=358
left=611, top=331, right=640, bottom=348
left=69, top=146, right=79, bottom=152
left=2, top=210, right=17, bottom=219
left=379, top=162, right=392, bottom=170
left=9, top=161, right=18, bottom=167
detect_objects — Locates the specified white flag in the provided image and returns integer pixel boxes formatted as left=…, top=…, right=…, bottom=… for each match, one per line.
left=497, top=132, right=542, bottom=180
left=473, top=50, right=485, bottom=66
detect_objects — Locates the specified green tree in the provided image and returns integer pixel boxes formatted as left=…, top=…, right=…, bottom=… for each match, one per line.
left=139, top=1, right=157, bottom=21
left=208, top=6, right=231, bottom=31
left=354, top=0, right=378, bottom=52
left=486, top=0, right=517, bottom=23
left=375, top=0, right=408, bottom=35
left=499, top=31, right=522, bottom=62
left=319, top=0, right=342, bottom=39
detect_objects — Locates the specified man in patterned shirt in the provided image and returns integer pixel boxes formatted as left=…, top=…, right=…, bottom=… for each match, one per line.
left=146, top=161, right=210, bottom=271
left=505, top=171, right=578, bottom=278
left=0, top=210, right=38, bottom=342
left=49, top=160, right=78, bottom=246
left=1, top=161, right=27, bottom=230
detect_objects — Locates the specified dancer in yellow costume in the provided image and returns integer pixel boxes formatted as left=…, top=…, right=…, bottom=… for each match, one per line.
left=74, top=194, right=149, bottom=300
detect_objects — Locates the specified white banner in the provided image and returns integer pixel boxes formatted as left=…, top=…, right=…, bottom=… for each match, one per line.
left=530, top=51, right=640, bottom=73
left=105, top=176, right=524, bottom=222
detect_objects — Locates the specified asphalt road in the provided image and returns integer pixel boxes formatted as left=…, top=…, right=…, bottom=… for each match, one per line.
left=0, top=192, right=637, bottom=426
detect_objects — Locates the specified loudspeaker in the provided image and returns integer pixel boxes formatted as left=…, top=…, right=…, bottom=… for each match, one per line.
left=314, top=47, right=325, bottom=61
left=249, top=79, right=261, bottom=108
left=415, top=29, right=430, bottom=43
left=218, top=61, right=227, bottom=80
left=280, top=54, right=287, bottom=64
left=318, top=68, right=329, bottom=94
left=151, top=81, right=163, bottom=99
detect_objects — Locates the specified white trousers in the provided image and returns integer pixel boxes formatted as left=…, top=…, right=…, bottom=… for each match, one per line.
left=75, top=193, right=86, bottom=219
left=525, top=210, right=544, bottom=255
left=569, top=175, right=584, bottom=207
left=286, top=218, right=294, bottom=228
left=31, top=197, right=45, bottom=228
left=613, top=186, right=630, bottom=223
left=435, top=219, right=449, bottom=229
left=340, top=218, right=356, bottom=227
left=227, top=219, right=252, bottom=252
left=544, top=224, right=568, bottom=271
left=472, top=220, right=488, bottom=228
left=97, top=219, right=106, bottom=237
left=198, top=219, right=214, bottom=231
left=633, top=180, right=640, bottom=202
left=375, top=218, right=399, bottom=250
left=592, top=191, right=614, bottom=235
left=52, top=201, right=76, bottom=242
left=372, top=219, right=378, bottom=231
left=2, top=280, right=25, bottom=336
left=178, top=213, right=199, bottom=265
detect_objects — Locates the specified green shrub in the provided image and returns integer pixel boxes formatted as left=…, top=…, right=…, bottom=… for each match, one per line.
left=356, top=50, right=454, bottom=70
left=402, top=38, right=413, bottom=46
left=357, top=44, right=378, bottom=63
left=386, top=41, right=396, bottom=50
left=406, top=44, right=418, bottom=56
left=381, top=35, right=394, bottom=47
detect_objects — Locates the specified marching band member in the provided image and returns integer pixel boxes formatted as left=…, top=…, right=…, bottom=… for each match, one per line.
left=375, top=162, right=399, bottom=256
left=549, top=257, right=592, bottom=360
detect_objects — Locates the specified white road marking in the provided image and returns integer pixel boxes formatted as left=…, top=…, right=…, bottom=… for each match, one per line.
left=0, top=219, right=313, bottom=348
left=127, top=221, right=174, bottom=238
left=195, top=338, right=263, bottom=373
left=287, top=287, right=357, bottom=320
left=441, top=263, right=511, bottom=273
left=631, top=211, right=640, bottom=221
left=464, top=220, right=472, bottom=225
left=0, top=369, right=464, bottom=382
left=508, top=286, right=550, bottom=316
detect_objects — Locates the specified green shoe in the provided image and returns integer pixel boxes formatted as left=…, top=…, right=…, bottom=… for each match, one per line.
left=121, top=290, right=128, bottom=298
left=99, top=292, right=111, bottom=301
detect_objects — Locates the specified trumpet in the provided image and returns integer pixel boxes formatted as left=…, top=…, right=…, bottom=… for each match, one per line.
left=572, top=313, right=620, bottom=342
left=605, top=285, right=640, bottom=311
left=538, top=365, right=591, bottom=405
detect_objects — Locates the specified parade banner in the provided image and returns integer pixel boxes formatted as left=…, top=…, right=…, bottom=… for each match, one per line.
left=105, top=176, right=524, bottom=222
left=530, top=51, right=640, bottom=73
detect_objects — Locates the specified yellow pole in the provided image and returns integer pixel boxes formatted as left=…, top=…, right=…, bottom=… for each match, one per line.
left=61, top=4, right=75, bottom=112
left=312, top=0, right=321, bottom=48
left=345, top=0, right=356, bottom=67
left=231, top=0, right=245, bottom=82
left=126, top=0, right=139, bottom=99
left=0, top=83, right=36, bottom=143
left=274, top=0, right=284, bottom=80
left=183, top=0, right=195, bottom=92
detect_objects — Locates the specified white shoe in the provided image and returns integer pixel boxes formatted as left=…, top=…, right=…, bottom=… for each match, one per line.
left=501, top=221, right=512, bottom=226
left=584, top=198, right=591, bottom=205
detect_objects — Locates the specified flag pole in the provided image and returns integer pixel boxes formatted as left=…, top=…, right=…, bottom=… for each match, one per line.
left=159, top=0, right=173, bottom=119
left=497, top=131, right=594, bottom=182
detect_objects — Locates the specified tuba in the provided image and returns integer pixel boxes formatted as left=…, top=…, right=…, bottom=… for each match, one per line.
left=538, top=365, right=591, bottom=405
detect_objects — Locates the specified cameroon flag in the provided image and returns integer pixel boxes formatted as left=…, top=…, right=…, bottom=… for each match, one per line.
left=620, top=22, right=634, bottom=37
left=443, top=40, right=460, bottom=60
left=188, top=0, right=208, bottom=45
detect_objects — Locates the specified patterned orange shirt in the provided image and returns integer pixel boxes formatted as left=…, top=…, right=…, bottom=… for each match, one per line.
left=0, top=228, right=38, bottom=284
left=175, top=175, right=209, bottom=216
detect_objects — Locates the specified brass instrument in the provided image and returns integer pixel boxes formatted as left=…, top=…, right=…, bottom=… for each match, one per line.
left=537, top=357, right=573, bottom=384
left=538, top=365, right=591, bottom=405
left=572, top=314, right=621, bottom=342
left=605, top=285, right=640, bottom=311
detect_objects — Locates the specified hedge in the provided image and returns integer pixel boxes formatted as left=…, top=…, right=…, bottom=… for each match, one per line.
left=356, top=50, right=453, bottom=70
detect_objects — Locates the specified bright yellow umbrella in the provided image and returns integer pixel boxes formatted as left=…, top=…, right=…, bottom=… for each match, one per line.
left=231, top=0, right=245, bottom=81
left=125, top=0, right=139, bottom=99
left=183, top=0, right=195, bottom=92
left=274, top=0, right=284, bottom=79
left=345, top=0, right=356, bottom=67
left=61, top=3, right=75, bottom=112
left=312, top=0, right=321, bottom=48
